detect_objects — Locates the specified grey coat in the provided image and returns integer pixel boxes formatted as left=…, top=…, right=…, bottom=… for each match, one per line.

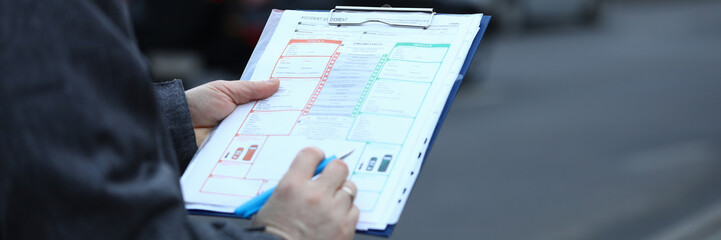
left=0, top=0, right=279, bottom=239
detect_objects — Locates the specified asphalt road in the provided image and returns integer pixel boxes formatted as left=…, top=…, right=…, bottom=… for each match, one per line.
left=193, top=1, right=721, bottom=239
left=358, top=1, right=721, bottom=239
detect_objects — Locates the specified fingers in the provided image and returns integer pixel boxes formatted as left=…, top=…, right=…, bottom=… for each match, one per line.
left=260, top=146, right=360, bottom=240
left=336, top=180, right=357, bottom=208
left=282, top=147, right=325, bottom=181
left=216, top=79, right=280, bottom=105
left=348, top=205, right=360, bottom=228
left=193, top=128, right=212, bottom=147
left=316, top=160, right=349, bottom=191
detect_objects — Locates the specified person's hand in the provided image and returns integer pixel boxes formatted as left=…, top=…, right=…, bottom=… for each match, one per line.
left=252, top=147, right=359, bottom=240
left=185, top=79, right=279, bottom=146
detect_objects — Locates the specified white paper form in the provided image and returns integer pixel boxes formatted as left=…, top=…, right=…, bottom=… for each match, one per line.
left=181, top=10, right=482, bottom=230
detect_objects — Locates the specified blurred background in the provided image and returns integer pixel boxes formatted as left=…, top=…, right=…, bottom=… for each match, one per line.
left=131, top=0, right=721, bottom=239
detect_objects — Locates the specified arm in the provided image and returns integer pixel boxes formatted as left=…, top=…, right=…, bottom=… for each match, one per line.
left=0, top=1, right=284, bottom=238
left=152, top=79, right=198, bottom=171
left=151, top=78, right=281, bottom=170
left=0, top=1, right=357, bottom=239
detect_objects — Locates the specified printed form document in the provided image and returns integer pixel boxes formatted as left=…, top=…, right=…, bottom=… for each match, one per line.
left=181, top=9, right=483, bottom=232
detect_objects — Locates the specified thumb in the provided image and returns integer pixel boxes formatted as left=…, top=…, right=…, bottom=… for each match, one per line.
left=220, top=79, right=280, bottom=105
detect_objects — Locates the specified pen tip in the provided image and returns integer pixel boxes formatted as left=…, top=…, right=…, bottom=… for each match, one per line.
left=338, top=149, right=355, bottom=160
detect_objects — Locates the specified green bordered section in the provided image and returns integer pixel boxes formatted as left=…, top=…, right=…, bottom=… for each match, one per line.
left=344, top=43, right=452, bottom=212
left=350, top=43, right=450, bottom=117
left=351, top=54, right=388, bottom=117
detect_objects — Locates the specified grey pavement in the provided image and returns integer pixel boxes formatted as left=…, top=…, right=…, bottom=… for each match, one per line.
left=193, top=1, right=721, bottom=239
left=357, top=1, right=721, bottom=239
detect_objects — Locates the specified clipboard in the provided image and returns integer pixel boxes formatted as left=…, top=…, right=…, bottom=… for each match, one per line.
left=329, top=5, right=436, bottom=28
left=188, top=6, right=492, bottom=238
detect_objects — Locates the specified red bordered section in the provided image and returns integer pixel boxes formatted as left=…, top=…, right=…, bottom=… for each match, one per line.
left=198, top=39, right=342, bottom=197
left=302, top=52, right=340, bottom=116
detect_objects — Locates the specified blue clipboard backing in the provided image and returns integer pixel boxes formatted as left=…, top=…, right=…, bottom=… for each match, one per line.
left=187, top=14, right=492, bottom=238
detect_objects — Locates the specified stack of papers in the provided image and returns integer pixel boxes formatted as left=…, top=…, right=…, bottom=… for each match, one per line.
left=181, top=9, right=484, bottom=235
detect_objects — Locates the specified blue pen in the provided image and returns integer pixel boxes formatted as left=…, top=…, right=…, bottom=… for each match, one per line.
left=234, top=149, right=355, bottom=218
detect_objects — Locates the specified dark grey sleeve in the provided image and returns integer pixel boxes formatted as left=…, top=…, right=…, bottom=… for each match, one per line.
left=0, top=1, right=283, bottom=239
left=152, top=79, right=198, bottom=171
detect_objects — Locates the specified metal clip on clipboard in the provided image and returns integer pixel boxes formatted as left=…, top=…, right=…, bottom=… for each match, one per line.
left=328, top=5, right=436, bottom=28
